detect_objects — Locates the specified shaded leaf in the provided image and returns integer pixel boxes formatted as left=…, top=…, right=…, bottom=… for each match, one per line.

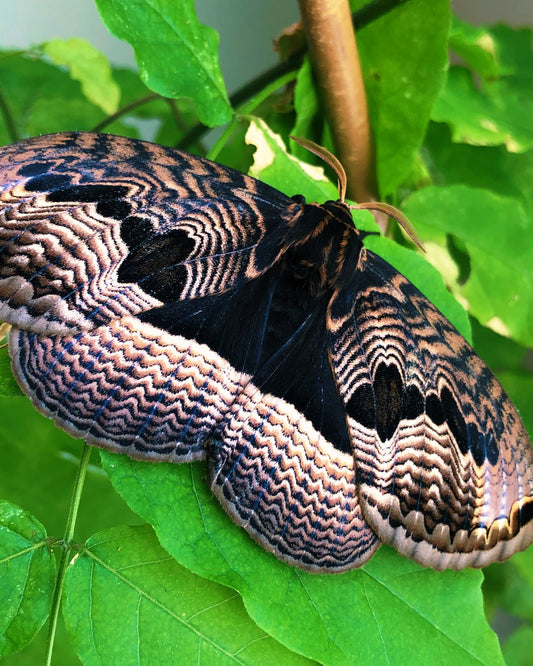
left=508, top=542, right=533, bottom=609
left=102, top=457, right=503, bottom=666
left=484, top=558, right=533, bottom=626
left=63, top=524, right=313, bottom=665
left=471, top=324, right=528, bottom=371
left=403, top=185, right=533, bottom=346
left=111, top=67, right=201, bottom=148
left=94, top=0, right=232, bottom=127
left=350, top=0, right=450, bottom=196
left=0, top=501, right=55, bottom=658
left=42, top=39, right=120, bottom=115
left=424, top=123, right=533, bottom=214
left=0, top=396, right=139, bottom=542
left=290, top=57, right=326, bottom=163
left=433, top=25, right=533, bottom=152
left=0, top=618, right=78, bottom=666
left=503, top=625, right=533, bottom=666
left=0, top=346, right=23, bottom=398
left=0, top=51, right=134, bottom=142
left=495, top=371, right=533, bottom=443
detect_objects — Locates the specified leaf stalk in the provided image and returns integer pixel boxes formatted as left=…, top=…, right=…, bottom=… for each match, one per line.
left=44, top=444, right=92, bottom=666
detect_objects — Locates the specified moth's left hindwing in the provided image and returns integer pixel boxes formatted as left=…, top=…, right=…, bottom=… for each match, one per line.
left=329, top=247, right=533, bottom=569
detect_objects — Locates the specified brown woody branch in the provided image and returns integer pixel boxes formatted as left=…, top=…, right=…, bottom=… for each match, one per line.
left=177, top=0, right=412, bottom=152
left=297, top=0, right=375, bottom=203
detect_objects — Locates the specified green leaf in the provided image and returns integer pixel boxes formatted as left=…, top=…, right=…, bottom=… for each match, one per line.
left=245, top=118, right=338, bottom=202
left=483, top=561, right=533, bottom=625
left=432, top=67, right=533, bottom=153
left=350, top=0, right=450, bottom=196
left=0, top=52, right=89, bottom=141
left=424, top=123, right=533, bottom=215
left=0, top=395, right=136, bottom=665
left=0, top=396, right=139, bottom=541
left=290, top=57, right=328, bottom=164
left=291, top=57, right=319, bottom=148
left=433, top=25, right=533, bottom=152
left=0, top=501, right=55, bottom=658
left=102, top=456, right=503, bottom=666
left=63, top=524, right=313, bottom=665
left=0, top=51, right=134, bottom=141
left=107, top=67, right=201, bottom=148
left=470, top=318, right=530, bottom=378
left=42, top=38, right=120, bottom=115
left=0, top=346, right=23, bottom=398
left=495, top=371, right=533, bottom=442
left=94, top=0, right=232, bottom=127
left=508, top=541, right=533, bottom=596
left=503, top=625, right=533, bottom=666
left=449, top=15, right=500, bottom=79
left=403, top=185, right=533, bottom=346
left=1, top=619, right=77, bottom=666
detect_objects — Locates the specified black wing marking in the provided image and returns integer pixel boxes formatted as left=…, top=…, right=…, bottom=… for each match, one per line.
left=329, top=246, right=533, bottom=569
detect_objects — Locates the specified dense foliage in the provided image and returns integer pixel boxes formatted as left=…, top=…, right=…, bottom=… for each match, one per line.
left=1, top=1, right=533, bottom=663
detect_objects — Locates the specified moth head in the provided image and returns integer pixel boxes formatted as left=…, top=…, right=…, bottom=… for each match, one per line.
left=290, top=135, right=424, bottom=252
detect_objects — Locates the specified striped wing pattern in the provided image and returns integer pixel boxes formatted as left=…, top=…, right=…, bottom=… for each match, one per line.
left=1, top=132, right=532, bottom=571
left=330, top=249, right=533, bottom=569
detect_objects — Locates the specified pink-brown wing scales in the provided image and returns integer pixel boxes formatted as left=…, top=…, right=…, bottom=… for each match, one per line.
left=209, top=384, right=379, bottom=571
left=330, top=247, right=533, bottom=569
left=9, top=317, right=248, bottom=462
left=0, top=132, right=294, bottom=461
left=1, top=132, right=377, bottom=571
left=194, top=272, right=380, bottom=571
left=0, top=132, right=292, bottom=335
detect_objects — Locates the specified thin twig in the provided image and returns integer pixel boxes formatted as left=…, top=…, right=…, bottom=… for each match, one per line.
left=353, top=0, right=412, bottom=28
left=177, top=0, right=413, bottom=151
left=44, top=444, right=92, bottom=666
left=177, top=56, right=301, bottom=150
left=208, top=70, right=299, bottom=161
left=165, top=98, right=187, bottom=132
left=91, top=93, right=160, bottom=132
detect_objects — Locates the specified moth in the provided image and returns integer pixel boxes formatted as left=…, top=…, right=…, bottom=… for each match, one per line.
left=0, top=132, right=532, bottom=573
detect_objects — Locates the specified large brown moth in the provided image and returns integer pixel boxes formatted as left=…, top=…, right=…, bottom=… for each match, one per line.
left=0, top=131, right=532, bottom=572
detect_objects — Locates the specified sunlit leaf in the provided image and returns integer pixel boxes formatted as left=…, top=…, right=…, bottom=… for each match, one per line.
left=433, top=24, right=533, bottom=152
left=102, top=457, right=503, bottom=666
left=42, top=39, right=120, bottom=115
left=63, top=524, right=313, bottom=665
left=94, top=0, right=232, bottom=126
left=0, top=502, right=55, bottom=658
left=245, top=118, right=338, bottom=201
left=404, top=185, right=533, bottom=346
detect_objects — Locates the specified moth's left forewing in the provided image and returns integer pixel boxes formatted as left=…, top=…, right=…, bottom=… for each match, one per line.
left=329, top=245, right=533, bottom=569
left=0, top=132, right=292, bottom=337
